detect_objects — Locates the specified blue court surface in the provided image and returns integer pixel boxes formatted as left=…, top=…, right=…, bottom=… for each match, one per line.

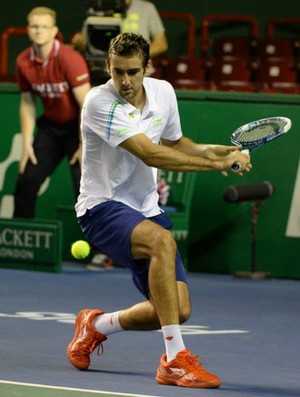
left=0, top=263, right=299, bottom=397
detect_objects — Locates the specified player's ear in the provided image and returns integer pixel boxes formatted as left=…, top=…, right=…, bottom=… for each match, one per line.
left=144, top=60, right=151, bottom=75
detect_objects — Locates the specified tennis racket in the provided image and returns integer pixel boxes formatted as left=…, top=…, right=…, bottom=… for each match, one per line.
left=231, top=116, right=292, bottom=171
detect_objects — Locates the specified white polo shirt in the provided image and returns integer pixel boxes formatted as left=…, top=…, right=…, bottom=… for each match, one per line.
left=76, top=77, right=183, bottom=217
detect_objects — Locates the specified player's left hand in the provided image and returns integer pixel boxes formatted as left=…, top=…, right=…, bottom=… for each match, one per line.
left=203, top=144, right=243, bottom=159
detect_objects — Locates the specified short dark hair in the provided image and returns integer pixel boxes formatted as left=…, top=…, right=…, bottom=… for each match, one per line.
left=107, top=32, right=150, bottom=69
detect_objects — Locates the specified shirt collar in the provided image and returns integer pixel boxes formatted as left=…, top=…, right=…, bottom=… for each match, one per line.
left=108, top=77, right=158, bottom=117
left=30, top=39, right=60, bottom=65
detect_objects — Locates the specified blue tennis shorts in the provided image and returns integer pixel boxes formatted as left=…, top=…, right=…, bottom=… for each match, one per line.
left=78, top=201, right=187, bottom=297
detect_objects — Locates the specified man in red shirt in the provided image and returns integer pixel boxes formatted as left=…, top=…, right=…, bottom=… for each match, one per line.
left=13, top=6, right=91, bottom=218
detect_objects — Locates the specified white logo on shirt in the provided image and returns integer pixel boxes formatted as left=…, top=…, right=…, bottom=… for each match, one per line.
left=152, top=118, right=164, bottom=127
left=32, top=81, right=69, bottom=98
left=117, top=127, right=132, bottom=137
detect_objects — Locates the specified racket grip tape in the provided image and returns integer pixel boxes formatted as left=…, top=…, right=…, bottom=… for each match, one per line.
left=231, top=149, right=250, bottom=172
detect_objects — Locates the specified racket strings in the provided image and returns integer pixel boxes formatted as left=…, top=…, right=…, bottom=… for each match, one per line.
left=234, top=121, right=286, bottom=143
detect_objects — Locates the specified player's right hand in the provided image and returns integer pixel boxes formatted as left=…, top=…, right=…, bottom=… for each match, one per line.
left=222, top=149, right=252, bottom=176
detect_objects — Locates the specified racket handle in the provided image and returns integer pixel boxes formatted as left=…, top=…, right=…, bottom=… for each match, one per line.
left=231, top=149, right=250, bottom=172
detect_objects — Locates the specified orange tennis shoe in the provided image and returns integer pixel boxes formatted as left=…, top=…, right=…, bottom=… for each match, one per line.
left=67, top=308, right=107, bottom=370
left=156, top=349, right=221, bottom=388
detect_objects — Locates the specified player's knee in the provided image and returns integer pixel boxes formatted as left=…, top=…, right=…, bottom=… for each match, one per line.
left=150, top=228, right=176, bottom=255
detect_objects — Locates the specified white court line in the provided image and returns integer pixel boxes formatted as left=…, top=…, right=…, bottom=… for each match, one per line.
left=0, top=380, right=161, bottom=397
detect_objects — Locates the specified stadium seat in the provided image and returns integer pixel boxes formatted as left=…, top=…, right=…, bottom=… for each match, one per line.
left=164, top=56, right=207, bottom=90
left=200, top=14, right=259, bottom=61
left=209, top=58, right=257, bottom=92
left=211, top=37, right=257, bottom=61
left=256, top=38, right=296, bottom=61
left=159, top=11, right=196, bottom=58
left=200, top=14, right=259, bottom=92
left=266, top=17, right=300, bottom=40
left=151, top=56, right=169, bottom=79
left=256, top=59, right=300, bottom=93
left=265, top=17, right=300, bottom=61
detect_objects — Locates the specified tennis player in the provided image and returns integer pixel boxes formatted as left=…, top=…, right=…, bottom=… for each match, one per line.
left=67, top=32, right=251, bottom=388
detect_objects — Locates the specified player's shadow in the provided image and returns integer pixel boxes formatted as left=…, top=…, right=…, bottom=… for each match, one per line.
left=86, top=368, right=153, bottom=378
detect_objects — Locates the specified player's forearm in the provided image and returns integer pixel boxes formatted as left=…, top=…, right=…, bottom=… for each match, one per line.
left=165, top=136, right=210, bottom=157
left=19, top=100, right=36, bottom=146
left=144, top=144, right=223, bottom=172
left=149, top=34, right=168, bottom=58
left=121, top=135, right=224, bottom=172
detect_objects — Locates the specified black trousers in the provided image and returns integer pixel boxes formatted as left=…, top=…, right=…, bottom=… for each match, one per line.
left=13, top=116, right=81, bottom=219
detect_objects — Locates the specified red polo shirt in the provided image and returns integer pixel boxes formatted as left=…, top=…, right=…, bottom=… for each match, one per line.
left=16, top=40, right=90, bottom=124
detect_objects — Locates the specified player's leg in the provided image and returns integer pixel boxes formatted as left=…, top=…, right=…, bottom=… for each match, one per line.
left=67, top=203, right=188, bottom=368
left=128, top=218, right=187, bottom=327
left=128, top=221, right=221, bottom=388
left=115, top=279, right=190, bottom=331
left=13, top=118, right=65, bottom=218
left=66, top=278, right=190, bottom=371
left=66, top=202, right=221, bottom=388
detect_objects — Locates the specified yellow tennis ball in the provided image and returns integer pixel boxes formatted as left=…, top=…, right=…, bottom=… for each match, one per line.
left=71, top=240, right=90, bottom=259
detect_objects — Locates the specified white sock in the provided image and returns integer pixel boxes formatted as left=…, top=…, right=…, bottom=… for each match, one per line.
left=93, top=311, right=123, bottom=335
left=162, top=324, right=185, bottom=362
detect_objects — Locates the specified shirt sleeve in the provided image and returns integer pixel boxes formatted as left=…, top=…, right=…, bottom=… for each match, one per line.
left=160, top=82, right=183, bottom=141
left=15, top=54, right=32, bottom=92
left=61, top=46, right=90, bottom=88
